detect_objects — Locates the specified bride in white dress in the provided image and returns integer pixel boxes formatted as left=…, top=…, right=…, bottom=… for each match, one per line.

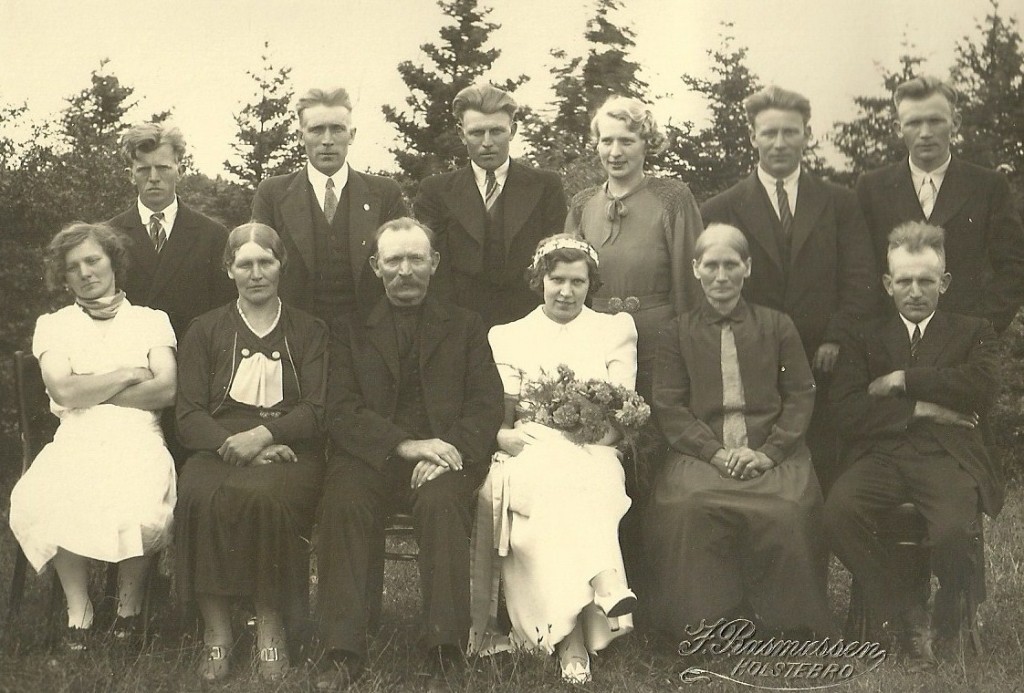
left=471, top=234, right=639, bottom=684
left=10, top=223, right=177, bottom=648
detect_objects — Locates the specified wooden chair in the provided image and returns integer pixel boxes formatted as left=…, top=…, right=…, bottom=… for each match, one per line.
left=845, top=501, right=983, bottom=654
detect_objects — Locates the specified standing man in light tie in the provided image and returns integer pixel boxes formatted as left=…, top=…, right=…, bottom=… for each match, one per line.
left=856, top=75, right=1024, bottom=334
left=252, top=87, right=408, bottom=325
left=108, top=122, right=234, bottom=467
left=700, top=85, right=878, bottom=491
left=414, top=83, right=567, bottom=328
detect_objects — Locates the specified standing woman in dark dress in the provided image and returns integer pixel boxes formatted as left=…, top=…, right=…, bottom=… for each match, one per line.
left=175, top=223, right=328, bottom=682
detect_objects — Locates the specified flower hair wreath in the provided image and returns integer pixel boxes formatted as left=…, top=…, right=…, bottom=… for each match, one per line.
left=530, top=237, right=600, bottom=271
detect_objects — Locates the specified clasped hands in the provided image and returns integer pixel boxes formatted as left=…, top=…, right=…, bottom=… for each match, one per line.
left=393, top=438, right=463, bottom=489
left=868, top=370, right=978, bottom=429
left=712, top=446, right=774, bottom=481
left=218, top=426, right=297, bottom=466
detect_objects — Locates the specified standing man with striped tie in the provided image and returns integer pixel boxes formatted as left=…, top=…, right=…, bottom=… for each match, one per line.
left=700, top=85, right=878, bottom=491
left=414, top=83, right=567, bottom=328
left=108, top=122, right=234, bottom=465
left=856, top=75, right=1024, bottom=335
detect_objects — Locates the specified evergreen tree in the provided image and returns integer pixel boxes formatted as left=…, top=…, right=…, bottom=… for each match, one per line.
left=224, top=43, right=305, bottom=192
left=656, top=26, right=762, bottom=202
left=522, top=0, right=647, bottom=177
left=952, top=1, right=1024, bottom=174
left=381, top=0, right=526, bottom=182
left=830, top=49, right=924, bottom=181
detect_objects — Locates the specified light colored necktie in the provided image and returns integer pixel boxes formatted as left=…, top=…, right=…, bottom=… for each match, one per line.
left=324, top=178, right=338, bottom=223
left=484, top=170, right=499, bottom=211
left=918, top=176, right=937, bottom=219
left=910, top=324, right=922, bottom=364
left=720, top=321, right=748, bottom=448
left=775, top=178, right=793, bottom=236
left=149, top=212, right=166, bottom=253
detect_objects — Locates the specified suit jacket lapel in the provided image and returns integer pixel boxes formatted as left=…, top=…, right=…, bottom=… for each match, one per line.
left=888, top=163, right=927, bottom=223
left=418, top=296, right=450, bottom=369
left=501, top=160, right=539, bottom=250
left=126, top=207, right=159, bottom=286
left=445, top=167, right=486, bottom=246
left=914, top=311, right=953, bottom=367
left=789, top=172, right=827, bottom=263
left=366, top=299, right=400, bottom=382
left=881, top=314, right=912, bottom=369
left=150, top=204, right=199, bottom=299
left=346, top=171, right=382, bottom=282
left=735, top=173, right=784, bottom=271
left=282, top=172, right=316, bottom=275
left=929, top=158, right=970, bottom=228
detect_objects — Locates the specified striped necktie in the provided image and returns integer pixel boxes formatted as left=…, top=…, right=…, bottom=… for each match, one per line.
left=775, top=178, right=793, bottom=236
left=324, top=178, right=338, bottom=223
left=149, top=212, right=166, bottom=253
left=910, top=324, right=922, bottom=363
left=484, top=170, right=499, bottom=210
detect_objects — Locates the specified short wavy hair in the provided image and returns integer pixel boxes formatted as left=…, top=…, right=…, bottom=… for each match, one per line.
left=120, top=122, right=186, bottom=165
left=223, top=222, right=288, bottom=272
left=452, top=83, right=518, bottom=122
left=744, top=85, right=812, bottom=126
left=893, top=75, right=958, bottom=110
left=590, top=95, right=667, bottom=155
left=887, top=221, right=946, bottom=271
left=371, top=217, right=437, bottom=256
left=525, top=234, right=603, bottom=298
left=44, top=222, right=130, bottom=291
left=296, top=87, right=353, bottom=124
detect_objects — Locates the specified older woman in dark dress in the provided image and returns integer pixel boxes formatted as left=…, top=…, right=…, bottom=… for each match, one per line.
left=175, top=223, right=327, bottom=682
left=645, top=224, right=830, bottom=639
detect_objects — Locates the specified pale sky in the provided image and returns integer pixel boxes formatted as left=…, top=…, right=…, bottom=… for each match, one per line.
left=0, top=0, right=1010, bottom=177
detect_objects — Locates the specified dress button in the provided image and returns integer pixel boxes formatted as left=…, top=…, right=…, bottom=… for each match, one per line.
left=241, top=348, right=251, bottom=357
left=272, top=351, right=281, bottom=359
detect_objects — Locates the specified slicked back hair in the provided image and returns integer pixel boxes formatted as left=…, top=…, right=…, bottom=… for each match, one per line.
left=744, top=85, right=812, bottom=126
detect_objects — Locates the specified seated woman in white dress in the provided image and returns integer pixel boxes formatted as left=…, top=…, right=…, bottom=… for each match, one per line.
left=10, top=223, right=177, bottom=650
left=471, top=234, right=640, bottom=684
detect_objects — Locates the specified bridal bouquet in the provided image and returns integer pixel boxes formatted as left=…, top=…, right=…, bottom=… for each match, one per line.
left=515, top=364, right=651, bottom=446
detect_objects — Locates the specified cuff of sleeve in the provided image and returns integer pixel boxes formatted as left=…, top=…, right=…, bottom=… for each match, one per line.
left=700, top=442, right=722, bottom=463
left=759, top=444, right=784, bottom=465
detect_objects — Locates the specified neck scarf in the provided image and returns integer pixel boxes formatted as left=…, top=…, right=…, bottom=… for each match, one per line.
left=76, top=290, right=126, bottom=321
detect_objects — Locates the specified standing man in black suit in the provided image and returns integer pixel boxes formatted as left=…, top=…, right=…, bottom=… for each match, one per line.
left=108, top=123, right=234, bottom=467
left=825, top=222, right=1002, bottom=667
left=700, top=86, right=879, bottom=490
left=109, top=123, right=233, bottom=340
left=252, top=87, right=408, bottom=323
left=856, top=75, right=1024, bottom=333
left=414, top=83, right=567, bottom=327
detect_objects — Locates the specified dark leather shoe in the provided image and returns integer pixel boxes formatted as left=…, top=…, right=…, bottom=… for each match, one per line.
left=903, top=606, right=937, bottom=669
left=315, top=650, right=364, bottom=692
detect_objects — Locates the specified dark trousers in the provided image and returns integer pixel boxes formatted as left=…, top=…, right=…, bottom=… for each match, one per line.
left=823, top=442, right=981, bottom=625
left=317, top=456, right=479, bottom=658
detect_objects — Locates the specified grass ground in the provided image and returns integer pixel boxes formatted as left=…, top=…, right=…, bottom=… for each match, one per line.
left=1, top=482, right=1023, bottom=692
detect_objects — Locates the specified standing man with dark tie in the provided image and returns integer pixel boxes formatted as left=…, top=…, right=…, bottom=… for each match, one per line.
left=252, top=87, right=408, bottom=323
left=109, top=123, right=233, bottom=341
left=856, top=75, right=1024, bottom=333
left=108, top=123, right=234, bottom=467
left=700, top=85, right=879, bottom=490
left=414, top=83, right=567, bottom=328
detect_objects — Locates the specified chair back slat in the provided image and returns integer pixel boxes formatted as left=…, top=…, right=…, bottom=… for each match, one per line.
left=14, top=350, right=57, bottom=474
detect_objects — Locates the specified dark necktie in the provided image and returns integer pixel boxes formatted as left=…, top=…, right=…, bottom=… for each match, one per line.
left=910, top=324, right=922, bottom=363
left=484, top=170, right=499, bottom=211
left=149, top=212, right=166, bottom=253
left=775, top=179, right=793, bottom=236
left=324, top=178, right=338, bottom=224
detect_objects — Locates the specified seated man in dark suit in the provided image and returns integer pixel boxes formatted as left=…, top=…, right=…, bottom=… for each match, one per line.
left=108, top=122, right=234, bottom=466
left=856, top=75, right=1024, bottom=334
left=825, top=221, right=1002, bottom=667
left=414, top=83, right=567, bottom=327
left=252, top=87, right=407, bottom=323
left=316, top=218, right=504, bottom=690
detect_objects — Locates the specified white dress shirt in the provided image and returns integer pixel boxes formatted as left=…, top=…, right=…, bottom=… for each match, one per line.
left=756, top=165, right=800, bottom=219
left=471, top=158, right=510, bottom=203
left=306, top=161, right=350, bottom=212
left=138, top=197, right=178, bottom=240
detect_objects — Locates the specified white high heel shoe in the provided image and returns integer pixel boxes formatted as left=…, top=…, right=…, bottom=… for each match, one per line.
left=560, top=653, right=592, bottom=684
